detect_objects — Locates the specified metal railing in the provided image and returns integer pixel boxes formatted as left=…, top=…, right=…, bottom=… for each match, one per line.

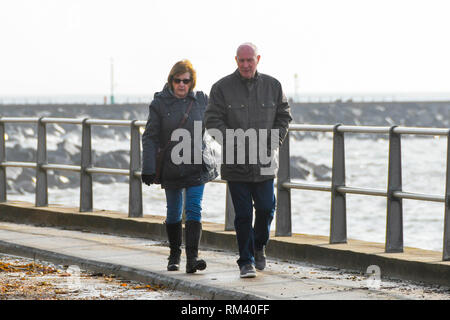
left=276, top=124, right=450, bottom=261
left=0, top=117, right=449, bottom=261
left=0, top=116, right=234, bottom=222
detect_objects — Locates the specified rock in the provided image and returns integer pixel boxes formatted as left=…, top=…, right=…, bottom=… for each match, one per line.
left=290, top=165, right=310, bottom=180
left=5, top=167, right=22, bottom=180
left=290, top=155, right=332, bottom=181
left=47, top=170, right=79, bottom=189
left=48, top=140, right=81, bottom=164
left=56, top=140, right=80, bottom=157
left=94, top=174, right=116, bottom=184
left=6, top=144, right=35, bottom=162
left=15, top=180, right=35, bottom=194
left=93, top=150, right=129, bottom=169
left=312, top=164, right=332, bottom=181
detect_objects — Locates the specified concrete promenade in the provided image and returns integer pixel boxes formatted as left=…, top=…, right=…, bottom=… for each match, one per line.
left=1, top=200, right=450, bottom=300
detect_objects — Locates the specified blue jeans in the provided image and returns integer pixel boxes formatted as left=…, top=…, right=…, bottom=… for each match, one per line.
left=165, top=184, right=205, bottom=224
left=228, top=179, right=276, bottom=268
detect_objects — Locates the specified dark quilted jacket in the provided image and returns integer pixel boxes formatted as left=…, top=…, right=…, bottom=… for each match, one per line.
left=142, top=84, right=218, bottom=189
left=204, top=69, right=292, bottom=182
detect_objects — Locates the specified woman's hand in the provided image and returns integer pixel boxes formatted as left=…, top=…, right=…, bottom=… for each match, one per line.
left=141, top=174, right=156, bottom=186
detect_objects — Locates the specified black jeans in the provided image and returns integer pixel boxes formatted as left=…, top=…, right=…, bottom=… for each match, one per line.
left=228, top=179, right=275, bottom=268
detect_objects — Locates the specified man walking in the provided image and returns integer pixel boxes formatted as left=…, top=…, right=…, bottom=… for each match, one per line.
left=205, top=43, right=292, bottom=278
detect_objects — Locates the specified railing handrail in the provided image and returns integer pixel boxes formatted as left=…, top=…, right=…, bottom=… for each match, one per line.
left=0, top=116, right=147, bottom=127
left=0, top=117, right=449, bottom=261
left=278, top=123, right=449, bottom=261
left=289, top=123, right=450, bottom=135
left=2, top=116, right=449, bottom=135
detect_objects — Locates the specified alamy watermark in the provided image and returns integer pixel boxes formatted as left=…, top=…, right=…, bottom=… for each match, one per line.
left=170, top=121, right=280, bottom=175
left=366, top=265, right=381, bottom=289
left=65, top=264, right=82, bottom=291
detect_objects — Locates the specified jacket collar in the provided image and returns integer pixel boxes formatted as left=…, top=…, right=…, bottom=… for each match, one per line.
left=155, top=83, right=197, bottom=100
left=234, top=69, right=260, bottom=83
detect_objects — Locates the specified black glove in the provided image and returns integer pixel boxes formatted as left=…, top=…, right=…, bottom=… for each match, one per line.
left=141, top=174, right=156, bottom=186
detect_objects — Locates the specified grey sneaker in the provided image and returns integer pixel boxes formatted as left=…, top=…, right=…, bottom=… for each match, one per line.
left=255, top=249, right=266, bottom=271
left=240, top=264, right=257, bottom=278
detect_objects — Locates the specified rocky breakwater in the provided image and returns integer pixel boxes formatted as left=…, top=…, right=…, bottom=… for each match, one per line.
left=4, top=100, right=449, bottom=192
left=0, top=104, right=332, bottom=195
left=286, top=100, right=450, bottom=180
left=1, top=104, right=146, bottom=194
left=289, top=100, right=450, bottom=139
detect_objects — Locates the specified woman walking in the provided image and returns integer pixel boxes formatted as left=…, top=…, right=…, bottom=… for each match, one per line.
left=141, top=60, right=218, bottom=273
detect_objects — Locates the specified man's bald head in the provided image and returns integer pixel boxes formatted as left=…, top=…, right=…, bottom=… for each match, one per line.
left=236, top=42, right=259, bottom=57
left=235, top=42, right=260, bottom=79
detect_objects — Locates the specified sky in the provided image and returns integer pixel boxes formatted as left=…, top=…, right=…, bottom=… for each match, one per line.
left=1, top=0, right=450, bottom=100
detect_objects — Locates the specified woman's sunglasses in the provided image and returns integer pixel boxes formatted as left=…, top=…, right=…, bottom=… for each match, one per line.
left=173, top=78, right=191, bottom=84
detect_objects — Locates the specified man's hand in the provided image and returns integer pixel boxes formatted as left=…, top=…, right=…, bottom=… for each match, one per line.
left=141, top=174, right=156, bottom=186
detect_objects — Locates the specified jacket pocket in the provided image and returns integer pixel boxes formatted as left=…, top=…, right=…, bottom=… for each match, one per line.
left=256, top=101, right=277, bottom=127
left=226, top=103, right=248, bottom=129
left=260, top=101, right=276, bottom=108
left=228, top=102, right=247, bottom=109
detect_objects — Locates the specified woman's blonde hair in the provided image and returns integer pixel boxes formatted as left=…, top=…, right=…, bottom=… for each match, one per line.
left=167, top=59, right=196, bottom=92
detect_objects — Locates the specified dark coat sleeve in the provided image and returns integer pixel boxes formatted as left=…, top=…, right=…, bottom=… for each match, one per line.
left=141, top=101, right=161, bottom=175
left=204, top=83, right=228, bottom=143
left=273, top=83, right=293, bottom=145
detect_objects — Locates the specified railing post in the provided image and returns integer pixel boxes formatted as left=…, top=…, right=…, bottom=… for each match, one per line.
left=0, top=119, right=6, bottom=202
left=330, top=124, right=347, bottom=243
left=35, top=117, right=48, bottom=207
left=224, top=183, right=235, bottom=231
left=80, top=119, right=93, bottom=212
left=129, top=121, right=143, bottom=217
left=276, top=132, right=292, bottom=236
left=443, top=129, right=450, bottom=260
left=386, top=126, right=403, bottom=253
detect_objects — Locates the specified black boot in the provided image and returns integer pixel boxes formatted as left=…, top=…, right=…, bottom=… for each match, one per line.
left=185, top=220, right=207, bottom=273
left=165, top=221, right=182, bottom=271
